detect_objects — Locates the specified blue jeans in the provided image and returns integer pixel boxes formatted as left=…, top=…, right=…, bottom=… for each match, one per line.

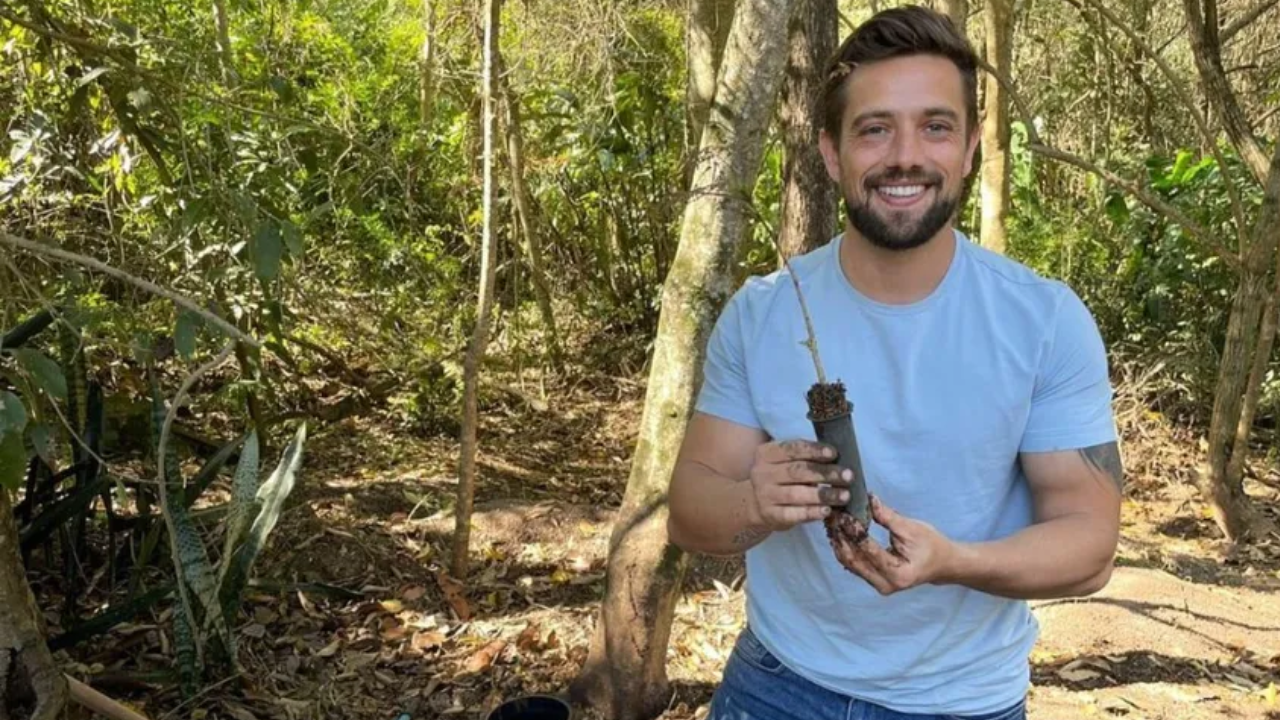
left=708, top=627, right=1027, bottom=720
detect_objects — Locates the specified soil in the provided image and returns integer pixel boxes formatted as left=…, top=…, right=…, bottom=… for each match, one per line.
left=35, top=370, right=1280, bottom=720
left=806, top=381, right=851, bottom=421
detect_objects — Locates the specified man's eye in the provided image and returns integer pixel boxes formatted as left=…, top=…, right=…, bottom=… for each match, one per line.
left=860, top=126, right=887, bottom=136
left=926, top=123, right=951, bottom=134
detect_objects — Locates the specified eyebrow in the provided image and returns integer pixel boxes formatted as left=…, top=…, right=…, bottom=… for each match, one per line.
left=849, top=107, right=961, bottom=127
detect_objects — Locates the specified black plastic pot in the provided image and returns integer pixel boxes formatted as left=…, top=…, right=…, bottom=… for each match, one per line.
left=485, top=695, right=573, bottom=720
left=810, top=409, right=869, bottom=525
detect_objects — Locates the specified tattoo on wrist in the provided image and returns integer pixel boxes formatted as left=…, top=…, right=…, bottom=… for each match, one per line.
left=732, top=526, right=769, bottom=547
left=1077, top=442, right=1124, bottom=492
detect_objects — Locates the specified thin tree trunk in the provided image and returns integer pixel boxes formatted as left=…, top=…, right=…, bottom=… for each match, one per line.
left=1226, top=243, right=1280, bottom=490
left=1205, top=144, right=1280, bottom=541
left=212, top=0, right=238, bottom=87
left=778, top=0, right=838, bottom=259
left=939, top=0, right=968, bottom=33
left=452, top=0, right=500, bottom=580
left=685, top=0, right=737, bottom=179
left=0, top=490, right=68, bottom=720
left=569, top=0, right=793, bottom=717
left=980, top=0, right=1013, bottom=253
left=420, top=0, right=437, bottom=126
left=495, top=54, right=564, bottom=369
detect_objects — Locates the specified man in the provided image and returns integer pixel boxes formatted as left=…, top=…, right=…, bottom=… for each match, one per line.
left=666, top=6, right=1122, bottom=720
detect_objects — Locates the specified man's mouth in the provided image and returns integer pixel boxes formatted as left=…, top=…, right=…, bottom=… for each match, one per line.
left=872, top=183, right=934, bottom=207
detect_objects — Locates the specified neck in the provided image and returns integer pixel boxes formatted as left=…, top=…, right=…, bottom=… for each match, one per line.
left=838, top=224, right=957, bottom=305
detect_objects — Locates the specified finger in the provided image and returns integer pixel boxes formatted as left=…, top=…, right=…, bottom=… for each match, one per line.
left=825, top=517, right=894, bottom=593
left=769, top=504, right=831, bottom=527
left=778, top=461, right=852, bottom=486
left=757, top=440, right=836, bottom=465
left=776, top=485, right=850, bottom=507
left=857, top=536, right=905, bottom=577
left=870, top=495, right=907, bottom=532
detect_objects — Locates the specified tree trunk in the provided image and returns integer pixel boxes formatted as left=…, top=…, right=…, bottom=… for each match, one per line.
left=686, top=0, right=737, bottom=173
left=212, top=0, right=238, bottom=87
left=938, top=0, right=968, bottom=34
left=420, top=0, right=437, bottom=126
left=1226, top=246, right=1280, bottom=491
left=1204, top=144, right=1280, bottom=542
left=452, top=0, right=501, bottom=580
left=777, top=0, right=838, bottom=259
left=569, top=0, right=793, bottom=717
left=980, top=0, right=1013, bottom=254
left=495, top=54, right=564, bottom=370
left=0, top=490, right=68, bottom=720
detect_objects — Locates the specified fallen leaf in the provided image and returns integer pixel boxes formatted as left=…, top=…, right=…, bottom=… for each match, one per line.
left=545, top=630, right=560, bottom=649
left=316, top=639, right=342, bottom=658
left=254, top=607, right=279, bottom=625
left=1262, top=682, right=1276, bottom=706
left=382, top=625, right=410, bottom=642
left=344, top=652, right=378, bottom=671
left=463, top=639, right=507, bottom=674
left=1058, top=665, right=1102, bottom=683
left=242, top=623, right=267, bottom=639
left=380, top=599, right=404, bottom=614
left=434, top=571, right=471, bottom=621
left=516, top=624, right=542, bottom=652
left=413, top=631, right=446, bottom=651
left=402, top=586, right=427, bottom=601
left=550, top=568, right=572, bottom=585
left=224, top=704, right=259, bottom=720
left=298, top=591, right=319, bottom=616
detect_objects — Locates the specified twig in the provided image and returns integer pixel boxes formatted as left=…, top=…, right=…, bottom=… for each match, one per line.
left=1067, top=0, right=1250, bottom=251
left=1222, top=0, right=1279, bottom=42
left=765, top=238, right=827, bottom=385
left=975, top=58, right=1242, bottom=273
left=0, top=231, right=259, bottom=349
left=67, top=675, right=152, bottom=720
left=155, top=341, right=235, bottom=669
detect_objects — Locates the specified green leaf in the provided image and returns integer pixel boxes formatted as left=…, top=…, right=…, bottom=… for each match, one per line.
left=1105, top=193, right=1130, bottom=225
left=218, top=432, right=259, bottom=581
left=0, top=429, right=25, bottom=492
left=13, top=349, right=67, bottom=399
left=253, top=222, right=283, bottom=281
left=175, top=310, right=201, bottom=359
left=0, top=391, right=27, bottom=436
left=282, top=220, right=303, bottom=257
left=27, top=423, right=53, bottom=467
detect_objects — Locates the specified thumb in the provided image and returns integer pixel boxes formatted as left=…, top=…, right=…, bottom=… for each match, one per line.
left=871, top=495, right=910, bottom=534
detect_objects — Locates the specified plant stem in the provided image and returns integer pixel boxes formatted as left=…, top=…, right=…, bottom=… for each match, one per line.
left=770, top=237, right=827, bottom=385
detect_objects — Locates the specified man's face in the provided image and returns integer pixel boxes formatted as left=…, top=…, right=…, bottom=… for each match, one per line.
left=819, top=54, right=979, bottom=252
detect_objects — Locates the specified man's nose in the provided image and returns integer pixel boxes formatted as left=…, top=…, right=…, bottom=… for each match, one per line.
left=885, top=128, right=926, bottom=170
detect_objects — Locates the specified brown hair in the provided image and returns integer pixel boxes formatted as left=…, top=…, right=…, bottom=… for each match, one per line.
left=817, top=5, right=979, bottom=140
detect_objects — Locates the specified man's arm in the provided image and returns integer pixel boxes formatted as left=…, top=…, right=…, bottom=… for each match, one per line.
left=829, top=442, right=1122, bottom=600
left=668, top=413, right=849, bottom=556
left=941, top=442, right=1122, bottom=598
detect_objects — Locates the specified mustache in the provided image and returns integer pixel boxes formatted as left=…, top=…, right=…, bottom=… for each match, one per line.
left=864, top=170, right=943, bottom=189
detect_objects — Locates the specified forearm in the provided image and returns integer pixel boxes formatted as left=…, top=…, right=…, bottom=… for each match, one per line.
left=667, top=461, right=768, bottom=556
left=943, top=512, right=1117, bottom=599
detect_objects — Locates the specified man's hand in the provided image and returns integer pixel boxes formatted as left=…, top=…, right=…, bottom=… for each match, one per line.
left=825, top=495, right=958, bottom=595
left=747, top=440, right=853, bottom=534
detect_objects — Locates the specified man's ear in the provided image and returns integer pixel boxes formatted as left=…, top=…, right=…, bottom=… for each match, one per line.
left=962, top=126, right=981, bottom=177
left=819, top=129, right=842, bottom=183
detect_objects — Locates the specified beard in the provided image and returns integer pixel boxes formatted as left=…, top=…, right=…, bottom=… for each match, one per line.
left=844, top=171, right=959, bottom=252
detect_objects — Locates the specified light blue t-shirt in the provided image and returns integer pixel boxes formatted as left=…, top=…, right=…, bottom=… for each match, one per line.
left=695, top=230, right=1117, bottom=715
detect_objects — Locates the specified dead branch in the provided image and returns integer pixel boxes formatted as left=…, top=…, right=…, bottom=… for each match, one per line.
left=976, top=58, right=1241, bottom=273
left=0, top=231, right=258, bottom=349
left=67, top=676, right=152, bottom=720
left=1067, top=0, right=1249, bottom=248
left=1222, top=0, right=1279, bottom=42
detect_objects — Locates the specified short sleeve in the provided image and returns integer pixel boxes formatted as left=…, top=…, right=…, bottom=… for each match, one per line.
left=1019, top=288, right=1117, bottom=453
left=694, top=288, right=763, bottom=429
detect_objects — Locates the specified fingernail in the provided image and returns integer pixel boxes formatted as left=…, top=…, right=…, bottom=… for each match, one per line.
left=840, top=492, right=851, bottom=503
left=822, top=506, right=831, bottom=515
left=842, top=469, right=853, bottom=481
left=824, top=447, right=835, bottom=458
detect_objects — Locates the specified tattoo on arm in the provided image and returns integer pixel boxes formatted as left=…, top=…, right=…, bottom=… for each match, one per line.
left=1077, top=442, right=1124, bottom=493
left=732, top=527, right=770, bottom=547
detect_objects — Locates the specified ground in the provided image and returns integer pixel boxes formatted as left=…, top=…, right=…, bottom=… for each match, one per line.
left=41, top=371, right=1280, bottom=720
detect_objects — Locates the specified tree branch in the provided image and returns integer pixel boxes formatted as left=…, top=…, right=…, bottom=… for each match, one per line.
left=1068, top=0, right=1250, bottom=250
left=1184, top=0, right=1273, bottom=184
left=1222, top=0, right=1277, bottom=43
left=0, top=232, right=259, bottom=349
left=976, top=58, right=1242, bottom=273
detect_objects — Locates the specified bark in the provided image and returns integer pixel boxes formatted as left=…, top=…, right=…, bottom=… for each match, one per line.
left=452, top=0, right=500, bottom=580
left=420, top=0, right=437, bottom=126
left=569, top=0, right=793, bottom=717
left=938, top=0, right=968, bottom=34
left=1226, top=247, right=1280, bottom=492
left=1204, top=144, right=1280, bottom=541
left=980, top=0, right=1013, bottom=254
left=495, top=54, right=564, bottom=369
left=685, top=0, right=737, bottom=170
left=777, top=0, right=838, bottom=259
left=212, top=0, right=238, bottom=87
left=0, top=490, right=68, bottom=720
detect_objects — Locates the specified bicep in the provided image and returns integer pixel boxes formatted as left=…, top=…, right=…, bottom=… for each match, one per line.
left=672, top=412, right=768, bottom=491
left=1018, top=442, right=1123, bottom=526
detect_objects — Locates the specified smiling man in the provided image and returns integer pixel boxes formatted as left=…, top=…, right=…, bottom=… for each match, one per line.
left=667, top=6, right=1122, bottom=720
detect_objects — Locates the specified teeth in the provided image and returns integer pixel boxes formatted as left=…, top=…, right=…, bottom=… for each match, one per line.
left=878, top=185, right=926, bottom=198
